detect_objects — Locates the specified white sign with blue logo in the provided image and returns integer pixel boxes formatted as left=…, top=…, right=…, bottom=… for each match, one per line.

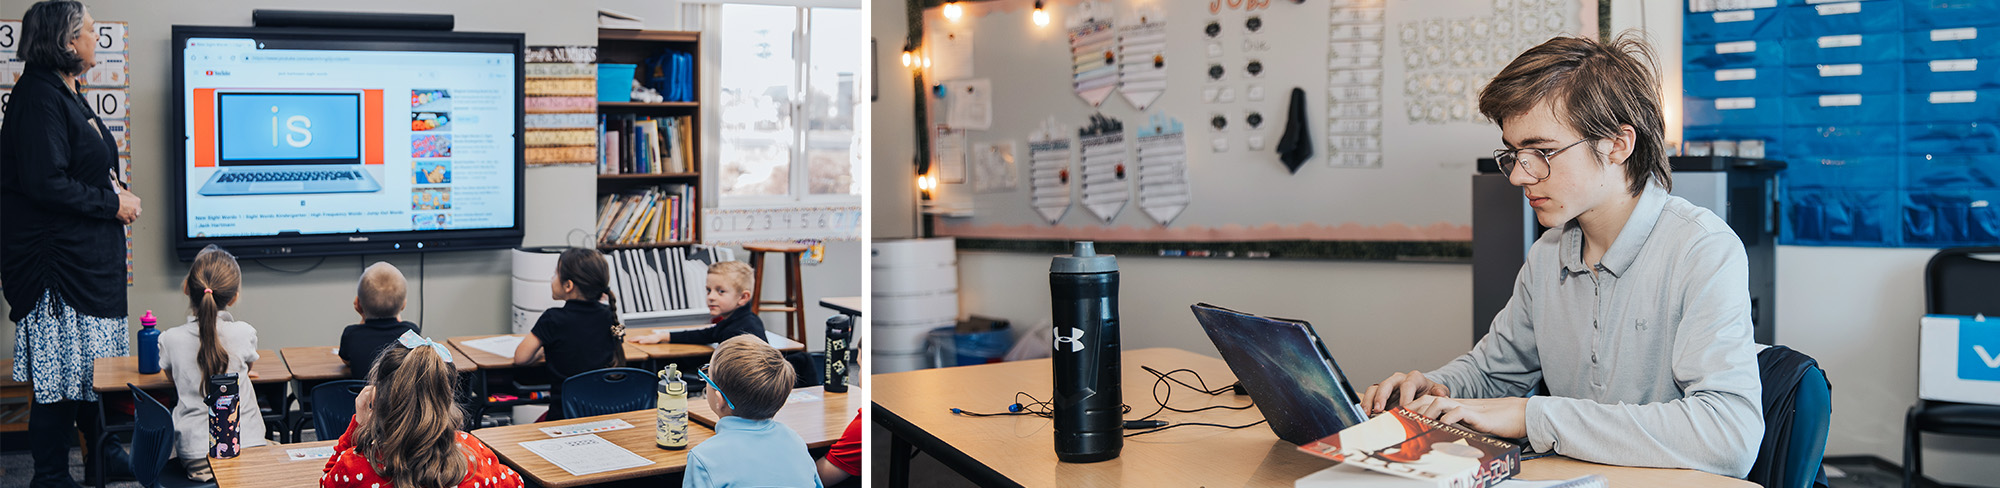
left=1920, top=314, right=2000, bottom=405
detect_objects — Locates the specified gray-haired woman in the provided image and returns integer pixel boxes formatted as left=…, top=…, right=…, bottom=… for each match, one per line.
left=1, top=1, right=143, bottom=486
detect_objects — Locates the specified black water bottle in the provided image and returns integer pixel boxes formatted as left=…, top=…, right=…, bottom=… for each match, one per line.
left=823, top=314, right=851, bottom=393
left=1050, top=241, right=1120, bottom=463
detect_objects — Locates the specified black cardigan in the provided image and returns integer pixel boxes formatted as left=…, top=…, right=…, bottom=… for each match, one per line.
left=1, top=63, right=127, bottom=322
left=668, top=306, right=767, bottom=345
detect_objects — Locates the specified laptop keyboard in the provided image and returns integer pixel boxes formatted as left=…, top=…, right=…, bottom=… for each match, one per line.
left=215, top=170, right=360, bottom=183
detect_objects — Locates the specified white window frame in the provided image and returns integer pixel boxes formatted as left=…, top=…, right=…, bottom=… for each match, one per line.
left=705, top=1, right=863, bottom=209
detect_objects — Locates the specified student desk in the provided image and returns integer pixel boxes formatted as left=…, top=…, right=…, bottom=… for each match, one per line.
left=278, top=345, right=476, bottom=441
left=626, top=327, right=808, bottom=362
left=688, top=385, right=864, bottom=449
left=210, top=439, right=338, bottom=488
left=871, top=347, right=1757, bottom=488
left=446, top=334, right=649, bottom=423
left=0, top=359, right=30, bottom=433
left=819, top=296, right=862, bottom=317
left=471, top=408, right=716, bottom=487
left=90, top=351, right=293, bottom=488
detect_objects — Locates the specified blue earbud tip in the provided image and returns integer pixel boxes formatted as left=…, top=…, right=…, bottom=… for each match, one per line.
left=1008, top=404, right=1023, bottom=413
left=950, top=408, right=963, bottom=414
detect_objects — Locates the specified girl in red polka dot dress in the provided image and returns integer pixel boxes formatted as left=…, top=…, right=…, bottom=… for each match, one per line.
left=322, top=332, right=522, bottom=488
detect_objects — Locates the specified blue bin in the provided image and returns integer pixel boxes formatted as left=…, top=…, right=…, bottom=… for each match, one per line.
left=1905, top=27, right=1999, bottom=59
left=1785, top=62, right=1901, bottom=94
left=1686, top=8, right=1784, bottom=43
left=1907, top=58, right=2000, bottom=91
left=1785, top=32, right=1903, bottom=65
left=1906, top=153, right=2000, bottom=189
left=1909, top=122, right=2000, bottom=154
left=1784, top=2, right=1902, bottom=37
left=1688, top=67, right=1786, bottom=97
left=1785, top=93, right=1899, bottom=126
left=1904, top=0, right=2000, bottom=30
left=1785, top=124, right=1900, bottom=157
left=597, top=63, right=637, bottom=102
left=1784, top=154, right=1902, bottom=189
left=1687, top=39, right=1788, bottom=69
left=1907, top=88, right=2000, bottom=122
left=954, top=330, right=1013, bottom=366
left=1686, top=95, right=1784, bottom=127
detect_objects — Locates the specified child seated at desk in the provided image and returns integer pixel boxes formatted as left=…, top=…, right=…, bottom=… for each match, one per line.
left=159, top=245, right=268, bottom=481
left=512, top=248, right=626, bottom=419
left=629, top=261, right=765, bottom=346
left=685, top=335, right=822, bottom=488
left=339, top=262, right=419, bottom=380
left=323, top=333, right=522, bottom=488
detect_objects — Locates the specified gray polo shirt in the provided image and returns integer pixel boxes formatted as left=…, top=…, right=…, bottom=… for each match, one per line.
left=1427, top=181, right=1765, bottom=477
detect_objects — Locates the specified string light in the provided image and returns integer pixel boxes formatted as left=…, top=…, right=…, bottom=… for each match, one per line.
left=1033, top=1, right=1049, bottom=27
left=942, top=1, right=963, bottom=21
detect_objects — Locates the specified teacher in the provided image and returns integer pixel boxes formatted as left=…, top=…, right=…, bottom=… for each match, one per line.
left=2, top=1, right=143, bottom=486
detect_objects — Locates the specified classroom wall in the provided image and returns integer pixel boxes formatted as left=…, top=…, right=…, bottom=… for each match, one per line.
left=1, top=0, right=861, bottom=357
left=870, top=0, right=917, bottom=239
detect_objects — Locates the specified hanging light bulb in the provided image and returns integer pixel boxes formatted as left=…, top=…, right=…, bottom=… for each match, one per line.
left=917, top=174, right=937, bottom=191
left=922, top=55, right=933, bottom=69
left=1033, top=0, right=1049, bottom=27
left=901, top=50, right=913, bottom=67
left=942, top=1, right=963, bottom=21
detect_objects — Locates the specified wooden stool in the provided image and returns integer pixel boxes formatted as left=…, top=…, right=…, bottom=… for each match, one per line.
left=743, top=241, right=810, bottom=343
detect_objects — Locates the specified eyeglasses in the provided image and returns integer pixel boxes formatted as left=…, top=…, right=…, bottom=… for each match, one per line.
left=698, top=363, right=734, bottom=410
left=1492, top=138, right=1594, bottom=182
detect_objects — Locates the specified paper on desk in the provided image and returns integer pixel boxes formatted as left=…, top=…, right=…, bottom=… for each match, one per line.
left=286, top=446, right=335, bottom=461
left=520, top=434, right=653, bottom=477
left=1297, top=464, right=1605, bottom=488
left=787, top=390, right=821, bottom=403
left=460, top=336, right=524, bottom=358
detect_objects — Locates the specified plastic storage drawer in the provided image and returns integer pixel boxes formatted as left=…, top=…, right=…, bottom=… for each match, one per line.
left=1905, top=27, right=1999, bottom=59
left=1687, top=96, right=1785, bottom=127
left=1687, top=39, right=1788, bottom=69
left=1687, top=8, right=1784, bottom=43
left=1784, top=2, right=1903, bottom=36
left=1904, top=0, right=2000, bottom=30
left=1785, top=33, right=1903, bottom=65
left=1908, top=122, right=2000, bottom=154
left=1786, top=93, right=1900, bottom=126
left=1907, top=89, right=2000, bottom=122
left=1688, top=67, right=1787, bottom=97
left=1785, top=124, right=1900, bottom=156
left=1785, top=62, right=1901, bottom=94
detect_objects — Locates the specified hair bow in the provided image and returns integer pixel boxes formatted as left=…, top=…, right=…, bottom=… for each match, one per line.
left=395, top=330, right=454, bottom=364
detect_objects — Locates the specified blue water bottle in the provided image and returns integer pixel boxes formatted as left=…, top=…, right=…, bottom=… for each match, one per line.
left=138, top=310, right=160, bottom=374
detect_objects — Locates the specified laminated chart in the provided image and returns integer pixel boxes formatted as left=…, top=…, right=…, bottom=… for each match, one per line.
left=1071, top=11, right=1119, bottom=107
left=1328, top=1, right=1385, bottom=168
left=1136, top=113, right=1191, bottom=226
left=1028, top=118, right=1076, bottom=225
left=1117, top=12, right=1169, bottom=110
left=1077, top=114, right=1130, bottom=222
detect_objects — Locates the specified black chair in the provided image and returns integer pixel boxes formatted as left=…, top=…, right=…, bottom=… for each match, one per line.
left=1905, top=246, right=2000, bottom=488
left=130, top=384, right=216, bottom=488
left=310, top=380, right=368, bottom=440
left=559, top=367, right=657, bottom=419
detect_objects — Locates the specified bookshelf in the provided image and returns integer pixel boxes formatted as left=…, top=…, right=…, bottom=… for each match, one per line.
left=596, top=28, right=702, bottom=248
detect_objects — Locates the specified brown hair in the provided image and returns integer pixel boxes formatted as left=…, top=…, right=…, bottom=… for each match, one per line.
left=709, top=335, right=793, bottom=420
left=1478, top=33, right=1670, bottom=196
left=357, top=262, right=408, bottom=320
left=707, top=261, right=755, bottom=296
left=183, top=245, right=241, bottom=379
left=356, top=345, right=468, bottom=488
left=559, top=248, right=624, bottom=365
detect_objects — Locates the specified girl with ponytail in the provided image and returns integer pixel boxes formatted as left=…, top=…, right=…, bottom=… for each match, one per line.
left=511, top=248, right=625, bottom=420
left=323, top=333, right=522, bottom=488
left=159, top=245, right=267, bottom=481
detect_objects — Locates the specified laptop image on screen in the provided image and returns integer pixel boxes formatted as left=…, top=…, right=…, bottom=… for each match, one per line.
left=1192, top=303, right=1371, bottom=446
left=197, top=91, right=382, bottom=195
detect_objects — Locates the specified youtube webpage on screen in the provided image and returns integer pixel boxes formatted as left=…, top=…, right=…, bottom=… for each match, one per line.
left=181, top=38, right=515, bottom=239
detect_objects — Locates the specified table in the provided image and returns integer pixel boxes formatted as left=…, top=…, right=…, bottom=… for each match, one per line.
left=688, top=385, right=863, bottom=449
left=871, top=347, right=1757, bottom=488
left=0, top=359, right=31, bottom=433
left=470, top=408, right=715, bottom=487
left=210, top=439, right=338, bottom=488
left=446, top=334, right=648, bottom=370
left=625, top=327, right=808, bottom=362
left=90, top=351, right=293, bottom=488
left=819, top=296, right=862, bottom=317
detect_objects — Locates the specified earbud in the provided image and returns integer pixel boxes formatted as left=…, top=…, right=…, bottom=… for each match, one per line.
left=1008, top=403, right=1024, bottom=413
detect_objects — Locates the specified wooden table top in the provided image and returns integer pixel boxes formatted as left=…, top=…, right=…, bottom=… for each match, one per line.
left=446, top=334, right=648, bottom=370
left=0, top=359, right=27, bottom=388
left=470, top=408, right=713, bottom=488
left=688, top=386, right=862, bottom=449
left=818, top=296, right=862, bottom=316
left=625, top=328, right=807, bottom=361
left=92, top=350, right=291, bottom=392
left=210, top=439, right=338, bottom=488
left=281, top=345, right=473, bottom=381
left=872, top=347, right=1755, bottom=488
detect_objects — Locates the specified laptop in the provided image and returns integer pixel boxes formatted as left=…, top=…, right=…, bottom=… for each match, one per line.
left=1191, top=303, right=1370, bottom=446
left=197, top=91, right=382, bottom=195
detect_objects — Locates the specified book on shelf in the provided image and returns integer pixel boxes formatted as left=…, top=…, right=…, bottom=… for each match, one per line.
left=595, top=184, right=697, bottom=246
left=1297, top=408, right=1522, bottom=488
left=597, top=114, right=693, bottom=175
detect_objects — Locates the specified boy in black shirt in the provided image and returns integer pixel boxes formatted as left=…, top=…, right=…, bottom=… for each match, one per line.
left=630, top=261, right=766, bottom=345
left=339, top=262, right=419, bottom=379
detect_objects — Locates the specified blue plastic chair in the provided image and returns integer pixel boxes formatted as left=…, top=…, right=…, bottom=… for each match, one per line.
left=1747, top=348, right=1833, bottom=488
left=130, top=384, right=216, bottom=488
left=559, top=367, right=656, bottom=419
left=310, top=380, right=368, bottom=440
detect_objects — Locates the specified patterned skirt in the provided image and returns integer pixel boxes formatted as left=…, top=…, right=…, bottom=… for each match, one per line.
left=12, top=289, right=130, bottom=404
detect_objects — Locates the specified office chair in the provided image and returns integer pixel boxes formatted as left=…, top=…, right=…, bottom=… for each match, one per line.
left=560, top=367, right=657, bottom=419
left=1748, top=347, right=1832, bottom=488
left=310, top=380, right=368, bottom=440
left=1905, top=247, right=2000, bottom=488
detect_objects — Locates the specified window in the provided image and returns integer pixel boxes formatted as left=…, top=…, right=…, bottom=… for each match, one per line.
left=716, top=3, right=861, bottom=204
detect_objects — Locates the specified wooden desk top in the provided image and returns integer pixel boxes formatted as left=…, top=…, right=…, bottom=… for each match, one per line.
left=92, top=350, right=291, bottom=392
left=872, top=348, right=1755, bottom=488
left=210, top=440, right=338, bottom=488
left=281, top=345, right=473, bottom=381
left=0, top=359, right=27, bottom=388
left=471, top=408, right=713, bottom=488
left=818, top=296, right=862, bottom=316
left=446, top=334, right=648, bottom=370
left=625, top=327, right=807, bottom=361
left=688, top=386, right=862, bottom=449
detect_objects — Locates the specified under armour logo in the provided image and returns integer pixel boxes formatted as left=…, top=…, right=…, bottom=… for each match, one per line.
left=1055, top=328, right=1085, bottom=352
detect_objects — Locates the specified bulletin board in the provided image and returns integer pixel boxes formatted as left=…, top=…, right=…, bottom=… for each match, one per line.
left=910, top=0, right=1593, bottom=259
left=1, top=20, right=135, bottom=282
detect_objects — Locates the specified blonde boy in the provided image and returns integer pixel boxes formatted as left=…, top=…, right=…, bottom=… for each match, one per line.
left=684, top=336, right=820, bottom=488
left=630, top=261, right=765, bottom=345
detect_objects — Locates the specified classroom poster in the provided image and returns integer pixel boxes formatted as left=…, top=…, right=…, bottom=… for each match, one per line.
left=1136, top=113, right=1191, bottom=226
left=1116, top=11, right=1168, bottom=110
left=1077, top=114, right=1129, bottom=222
left=523, top=45, right=597, bottom=166
left=1027, top=118, right=1075, bottom=225
left=1068, top=3, right=1117, bottom=107
left=1327, top=2, right=1385, bottom=168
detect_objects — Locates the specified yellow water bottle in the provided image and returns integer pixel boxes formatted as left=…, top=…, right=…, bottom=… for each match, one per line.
left=655, top=364, right=689, bottom=450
